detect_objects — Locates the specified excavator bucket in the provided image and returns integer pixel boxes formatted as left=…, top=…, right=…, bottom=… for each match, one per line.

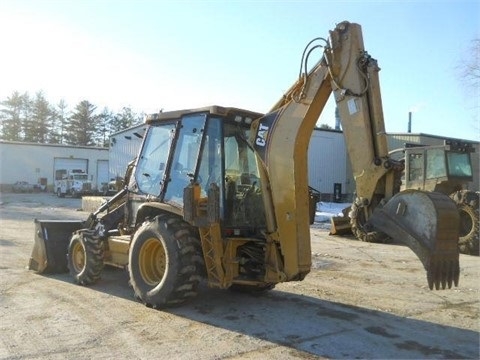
left=368, top=190, right=460, bottom=290
left=28, top=219, right=85, bottom=274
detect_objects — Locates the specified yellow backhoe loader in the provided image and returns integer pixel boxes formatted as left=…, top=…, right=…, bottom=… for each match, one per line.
left=29, top=21, right=460, bottom=308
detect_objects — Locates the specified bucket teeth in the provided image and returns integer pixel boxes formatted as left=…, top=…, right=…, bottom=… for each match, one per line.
left=427, top=258, right=460, bottom=290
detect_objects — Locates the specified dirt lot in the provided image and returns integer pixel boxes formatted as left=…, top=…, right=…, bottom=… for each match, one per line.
left=0, top=193, right=478, bottom=359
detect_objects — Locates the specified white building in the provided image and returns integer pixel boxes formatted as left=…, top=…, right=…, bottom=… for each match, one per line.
left=108, top=124, right=352, bottom=201
left=0, top=140, right=109, bottom=192
left=107, top=123, right=479, bottom=203
left=308, top=128, right=351, bottom=201
left=108, top=125, right=147, bottom=180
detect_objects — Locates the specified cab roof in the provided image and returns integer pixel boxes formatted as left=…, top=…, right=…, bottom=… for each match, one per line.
left=145, top=105, right=264, bottom=124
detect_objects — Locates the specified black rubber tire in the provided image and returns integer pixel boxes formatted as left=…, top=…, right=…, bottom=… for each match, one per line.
left=128, top=214, right=204, bottom=308
left=67, top=230, right=104, bottom=285
left=458, top=203, right=479, bottom=255
left=349, top=199, right=388, bottom=243
left=56, top=188, right=65, bottom=198
left=450, top=191, right=479, bottom=255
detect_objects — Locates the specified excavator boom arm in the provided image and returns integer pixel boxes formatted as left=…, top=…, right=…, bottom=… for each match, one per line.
left=251, top=21, right=459, bottom=288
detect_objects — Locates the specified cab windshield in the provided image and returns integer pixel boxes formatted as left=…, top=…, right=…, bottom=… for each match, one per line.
left=135, top=123, right=175, bottom=196
left=447, top=152, right=472, bottom=177
left=72, top=174, right=88, bottom=180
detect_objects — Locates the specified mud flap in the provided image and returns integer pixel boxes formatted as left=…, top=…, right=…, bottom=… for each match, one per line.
left=29, top=219, right=85, bottom=274
left=368, top=190, right=460, bottom=290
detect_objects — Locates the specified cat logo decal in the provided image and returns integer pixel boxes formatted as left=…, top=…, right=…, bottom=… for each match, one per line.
left=255, top=123, right=269, bottom=147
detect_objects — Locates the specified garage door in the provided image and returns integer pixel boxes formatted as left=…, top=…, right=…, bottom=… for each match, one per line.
left=97, top=160, right=109, bottom=190
left=54, top=158, right=88, bottom=179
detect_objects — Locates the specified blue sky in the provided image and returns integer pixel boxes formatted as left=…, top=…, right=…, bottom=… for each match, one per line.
left=0, top=0, right=478, bottom=140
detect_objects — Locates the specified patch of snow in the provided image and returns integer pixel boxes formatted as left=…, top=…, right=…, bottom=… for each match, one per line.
left=314, top=202, right=351, bottom=223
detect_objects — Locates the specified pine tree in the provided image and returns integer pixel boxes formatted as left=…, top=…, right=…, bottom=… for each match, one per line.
left=51, top=99, right=69, bottom=144
left=30, top=91, right=54, bottom=143
left=21, top=93, right=35, bottom=142
left=111, top=106, right=143, bottom=133
left=96, top=107, right=114, bottom=147
left=0, top=91, right=24, bottom=141
left=65, top=100, right=98, bottom=146
left=1, top=92, right=145, bottom=145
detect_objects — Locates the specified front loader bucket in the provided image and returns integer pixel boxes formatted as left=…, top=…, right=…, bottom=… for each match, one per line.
left=29, top=219, right=85, bottom=274
left=368, top=190, right=460, bottom=290
left=330, top=216, right=352, bottom=235
left=330, top=206, right=352, bottom=235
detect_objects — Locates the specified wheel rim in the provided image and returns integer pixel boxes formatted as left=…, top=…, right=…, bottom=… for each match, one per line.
left=71, top=241, right=85, bottom=273
left=139, top=237, right=167, bottom=286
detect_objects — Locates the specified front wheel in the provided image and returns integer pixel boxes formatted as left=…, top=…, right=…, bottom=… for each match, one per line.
left=128, top=214, right=204, bottom=308
left=67, top=230, right=104, bottom=285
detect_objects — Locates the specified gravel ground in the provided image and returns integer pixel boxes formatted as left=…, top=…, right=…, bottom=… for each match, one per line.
left=0, top=193, right=478, bottom=359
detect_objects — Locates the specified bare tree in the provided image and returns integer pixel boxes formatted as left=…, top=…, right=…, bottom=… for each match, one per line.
left=457, top=39, right=479, bottom=136
left=460, top=39, right=480, bottom=89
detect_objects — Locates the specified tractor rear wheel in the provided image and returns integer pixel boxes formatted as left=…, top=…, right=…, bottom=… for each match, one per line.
left=349, top=198, right=388, bottom=243
left=450, top=191, right=479, bottom=255
left=67, top=230, right=104, bottom=285
left=128, top=214, right=204, bottom=308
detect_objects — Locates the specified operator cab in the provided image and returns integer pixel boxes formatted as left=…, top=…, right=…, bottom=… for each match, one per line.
left=403, top=141, right=474, bottom=193
left=128, top=106, right=266, bottom=233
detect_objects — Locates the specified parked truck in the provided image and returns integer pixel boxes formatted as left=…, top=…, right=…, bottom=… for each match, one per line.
left=55, top=169, right=93, bottom=198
